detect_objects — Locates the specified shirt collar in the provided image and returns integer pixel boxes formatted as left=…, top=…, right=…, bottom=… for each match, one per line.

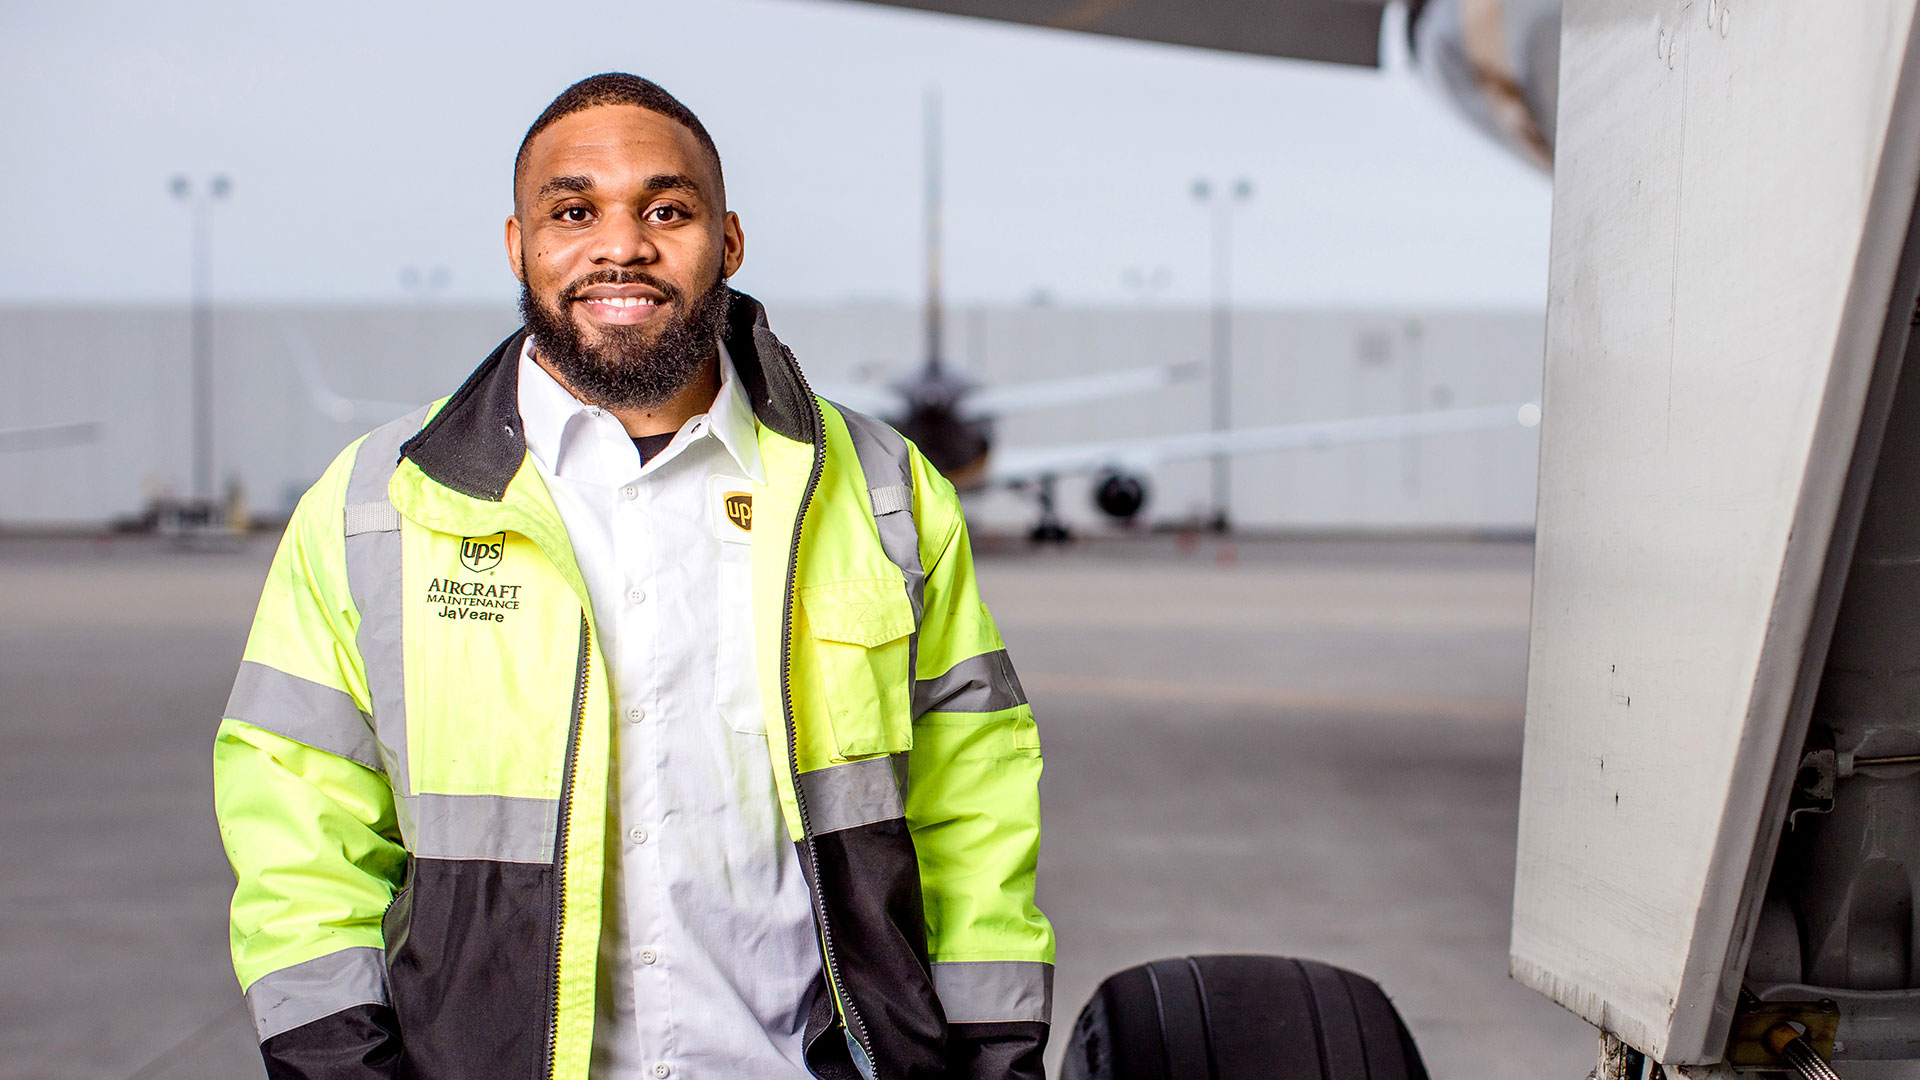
left=706, top=339, right=766, bottom=483
left=517, top=336, right=764, bottom=485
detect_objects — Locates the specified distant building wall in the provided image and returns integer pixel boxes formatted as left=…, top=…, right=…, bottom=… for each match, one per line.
left=0, top=302, right=1540, bottom=533
left=0, top=305, right=521, bottom=529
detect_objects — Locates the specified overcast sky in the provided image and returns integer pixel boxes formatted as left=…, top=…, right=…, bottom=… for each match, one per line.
left=1, top=0, right=1551, bottom=309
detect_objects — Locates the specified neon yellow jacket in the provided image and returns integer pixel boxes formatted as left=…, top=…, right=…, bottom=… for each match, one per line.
left=214, top=293, right=1052, bottom=1080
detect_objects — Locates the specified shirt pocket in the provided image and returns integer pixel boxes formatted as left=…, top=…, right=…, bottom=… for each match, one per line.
left=799, top=578, right=916, bottom=759
left=715, top=538, right=763, bottom=735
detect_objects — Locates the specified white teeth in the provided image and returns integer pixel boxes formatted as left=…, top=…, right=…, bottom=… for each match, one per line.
left=586, top=296, right=658, bottom=308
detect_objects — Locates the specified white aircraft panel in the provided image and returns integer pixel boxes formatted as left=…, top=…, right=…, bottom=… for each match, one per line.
left=1512, top=0, right=1920, bottom=1063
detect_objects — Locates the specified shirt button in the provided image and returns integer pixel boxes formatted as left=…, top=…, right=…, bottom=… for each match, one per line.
left=629, top=827, right=647, bottom=845
left=640, top=948, right=658, bottom=965
left=621, top=484, right=638, bottom=500
left=652, top=1065, right=670, bottom=1079
left=626, top=706, right=645, bottom=724
left=627, top=588, right=646, bottom=605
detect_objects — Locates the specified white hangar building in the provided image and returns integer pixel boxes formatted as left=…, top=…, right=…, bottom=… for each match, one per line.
left=0, top=302, right=1542, bottom=536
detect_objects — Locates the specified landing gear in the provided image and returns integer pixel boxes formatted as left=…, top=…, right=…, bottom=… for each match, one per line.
left=1028, top=475, right=1073, bottom=545
left=1031, top=520, right=1072, bottom=544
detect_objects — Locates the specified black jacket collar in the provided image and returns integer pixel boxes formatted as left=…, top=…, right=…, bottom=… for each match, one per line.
left=398, top=288, right=818, bottom=502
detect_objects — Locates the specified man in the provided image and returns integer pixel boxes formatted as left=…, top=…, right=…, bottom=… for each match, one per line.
left=214, top=73, right=1052, bottom=1080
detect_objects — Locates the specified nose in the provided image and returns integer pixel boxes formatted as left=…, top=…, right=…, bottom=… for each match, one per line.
left=590, top=209, right=658, bottom=267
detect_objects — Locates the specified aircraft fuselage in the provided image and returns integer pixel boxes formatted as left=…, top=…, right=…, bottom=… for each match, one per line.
left=884, top=368, right=994, bottom=491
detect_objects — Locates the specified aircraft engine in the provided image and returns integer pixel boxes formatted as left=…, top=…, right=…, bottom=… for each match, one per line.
left=1093, top=471, right=1149, bottom=521
left=1408, top=0, right=1562, bottom=169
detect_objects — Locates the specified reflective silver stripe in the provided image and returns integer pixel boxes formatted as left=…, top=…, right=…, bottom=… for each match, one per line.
left=835, top=408, right=926, bottom=818
left=344, top=407, right=425, bottom=506
left=404, top=792, right=559, bottom=863
left=797, top=756, right=905, bottom=834
left=344, top=406, right=428, bottom=796
left=347, top=527, right=407, bottom=794
left=835, top=407, right=926, bottom=688
left=913, top=649, right=1029, bottom=718
left=225, top=661, right=380, bottom=771
left=343, top=501, right=399, bottom=536
left=931, top=960, right=1053, bottom=1025
left=245, top=946, right=389, bottom=1043
left=869, top=483, right=913, bottom=516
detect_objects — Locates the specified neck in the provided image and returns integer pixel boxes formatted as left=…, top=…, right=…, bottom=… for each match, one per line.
left=534, top=348, right=722, bottom=438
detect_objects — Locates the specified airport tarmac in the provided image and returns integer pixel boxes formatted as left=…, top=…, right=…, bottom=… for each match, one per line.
left=0, top=531, right=1595, bottom=1080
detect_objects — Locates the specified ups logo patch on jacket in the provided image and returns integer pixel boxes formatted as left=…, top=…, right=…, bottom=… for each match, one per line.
left=407, top=527, right=580, bottom=799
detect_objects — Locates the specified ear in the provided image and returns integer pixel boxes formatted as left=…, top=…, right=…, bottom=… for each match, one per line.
left=505, top=216, right=525, bottom=283
left=721, top=211, right=745, bottom=279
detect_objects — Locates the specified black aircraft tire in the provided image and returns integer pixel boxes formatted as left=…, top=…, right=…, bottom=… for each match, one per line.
left=1060, top=955, right=1430, bottom=1080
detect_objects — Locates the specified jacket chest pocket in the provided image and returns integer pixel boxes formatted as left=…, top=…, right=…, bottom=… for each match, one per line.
left=800, top=579, right=916, bottom=759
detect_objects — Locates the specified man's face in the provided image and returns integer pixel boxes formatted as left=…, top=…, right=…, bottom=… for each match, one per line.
left=507, top=104, right=744, bottom=408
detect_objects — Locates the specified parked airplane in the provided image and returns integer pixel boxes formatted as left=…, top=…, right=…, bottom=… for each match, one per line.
left=812, top=91, right=1539, bottom=539
left=821, top=332, right=1538, bottom=541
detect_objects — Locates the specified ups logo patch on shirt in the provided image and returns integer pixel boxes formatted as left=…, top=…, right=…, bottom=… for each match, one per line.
left=723, top=492, right=753, bottom=533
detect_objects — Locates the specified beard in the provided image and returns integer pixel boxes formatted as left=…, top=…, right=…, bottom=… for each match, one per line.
left=518, top=264, right=732, bottom=411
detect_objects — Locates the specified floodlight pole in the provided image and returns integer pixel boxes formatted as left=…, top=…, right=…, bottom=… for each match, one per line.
left=924, top=88, right=945, bottom=376
left=1193, top=177, right=1253, bottom=532
left=172, top=174, right=231, bottom=504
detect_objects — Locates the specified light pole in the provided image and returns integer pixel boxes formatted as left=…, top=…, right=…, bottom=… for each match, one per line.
left=171, top=174, right=231, bottom=505
left=1192, top=176, right=1253, bottom=532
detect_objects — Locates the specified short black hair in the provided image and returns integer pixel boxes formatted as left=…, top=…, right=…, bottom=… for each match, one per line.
left=513, top=73, right=723, bottom=200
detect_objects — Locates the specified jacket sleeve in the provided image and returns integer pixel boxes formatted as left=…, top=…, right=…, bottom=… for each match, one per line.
left=902, top=455, right=1055, bottom=1080
left=213, top=443, right=408, bottom=1079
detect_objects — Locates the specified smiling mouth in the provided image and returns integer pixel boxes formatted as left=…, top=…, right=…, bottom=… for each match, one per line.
left=574, top=295, right=668, bottom=325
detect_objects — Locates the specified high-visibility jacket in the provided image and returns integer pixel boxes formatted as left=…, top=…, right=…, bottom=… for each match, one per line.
left=213, top=292, right=1053, bottom=1080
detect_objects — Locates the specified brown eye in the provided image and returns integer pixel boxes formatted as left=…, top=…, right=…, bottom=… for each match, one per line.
left=645, top=204, right=686, bottom=223
left=556, top=206, right=592, bottom=223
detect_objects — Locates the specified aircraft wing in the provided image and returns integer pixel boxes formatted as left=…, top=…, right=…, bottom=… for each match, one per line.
left=830, top=0, right=1392, bottom=68
left=0, top=421, right=101, bottom=453
left=812, top=380, right=911, bottom=422
left=960, top=362, right=1201, bottom=421
left=985, top=401, right=1540, bottom=486
left=282, top=324, right=420, bottom=425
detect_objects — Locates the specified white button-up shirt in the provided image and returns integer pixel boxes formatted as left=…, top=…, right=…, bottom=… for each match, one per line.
left=517, top=339, right=821, bottom=1080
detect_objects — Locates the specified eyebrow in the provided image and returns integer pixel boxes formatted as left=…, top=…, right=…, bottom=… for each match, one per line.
left=640, top=173, right=705, bottom=200
left=535, top=174, right=594, bottom=202
left=534, top=172, right=706, bottom=203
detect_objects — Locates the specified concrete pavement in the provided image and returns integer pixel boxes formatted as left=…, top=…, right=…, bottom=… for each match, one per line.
left=0, top=532, right=1592, bottom=1080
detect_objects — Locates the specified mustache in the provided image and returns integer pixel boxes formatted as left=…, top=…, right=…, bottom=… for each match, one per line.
left=557, top=269, right=684, bottom=305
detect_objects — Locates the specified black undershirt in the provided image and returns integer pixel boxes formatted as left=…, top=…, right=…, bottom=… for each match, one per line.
left=631, top=432, right=675, bottom=466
